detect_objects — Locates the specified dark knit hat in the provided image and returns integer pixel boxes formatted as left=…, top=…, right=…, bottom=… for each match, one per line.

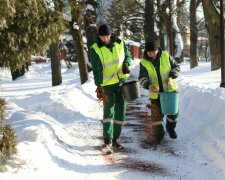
left=145, top=41, right=158, bottom=52
left=98, top=24, right=111, bottom=36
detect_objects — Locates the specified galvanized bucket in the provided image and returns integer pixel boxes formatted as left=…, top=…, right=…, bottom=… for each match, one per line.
left=121, top=80, right=141, bottom=101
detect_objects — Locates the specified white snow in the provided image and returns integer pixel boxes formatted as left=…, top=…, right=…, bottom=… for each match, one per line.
left=171, top=0, right=183, bottom=59
left=86, top=4, right=95, bottom=12
left=0, top=59, right=225, bottom=179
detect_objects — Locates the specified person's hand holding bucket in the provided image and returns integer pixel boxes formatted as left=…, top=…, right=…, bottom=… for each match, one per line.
left=167, top=77, right=172, bottom=88
left=167, top=77, right=178, bottom=89
left=148, top=84, right=158, bottom=93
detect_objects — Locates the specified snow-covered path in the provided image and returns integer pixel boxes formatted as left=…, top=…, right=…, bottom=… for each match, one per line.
left=0, top=61, right=225, bottom=179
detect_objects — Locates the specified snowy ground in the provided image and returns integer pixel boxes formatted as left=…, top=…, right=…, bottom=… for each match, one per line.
left=0, top=60, right=225, bottom=180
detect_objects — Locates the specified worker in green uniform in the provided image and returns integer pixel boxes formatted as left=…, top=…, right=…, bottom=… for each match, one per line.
left=139, top=41, right=180, bottom=141
left=90, top=24, right=132, bottom=154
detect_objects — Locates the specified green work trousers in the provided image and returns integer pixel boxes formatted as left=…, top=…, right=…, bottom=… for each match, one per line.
left=102, top=83, right=127, bottom=139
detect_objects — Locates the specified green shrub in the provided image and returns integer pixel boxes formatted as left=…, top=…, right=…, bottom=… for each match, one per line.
left=0, top=99, right=17, bottom=171
left=0, top=99, right=6, bottom=128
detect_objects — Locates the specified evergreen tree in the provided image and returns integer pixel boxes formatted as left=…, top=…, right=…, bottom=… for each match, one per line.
left=0, top=0, right=66, bottom=169
left=0, top=0, right=65, bottom=71
left=0, top=99, right=17, bottom=171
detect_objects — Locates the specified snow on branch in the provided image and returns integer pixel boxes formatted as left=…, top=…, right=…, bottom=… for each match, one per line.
left=73, top=21, right=79, bottom=30
left=171, top=0, right=183, bottom=58
left=86, top=4, right=95, bottom=12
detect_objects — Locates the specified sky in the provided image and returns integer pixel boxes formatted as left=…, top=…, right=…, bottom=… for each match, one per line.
left=0, top=59, right=225, bottom=180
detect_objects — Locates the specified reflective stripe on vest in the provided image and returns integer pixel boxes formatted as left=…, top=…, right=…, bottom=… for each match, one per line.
left=92, top=40, right=130, bottom=86
left=102, top=119, right=124, bottom=125
left=140, top=51, right=178, bottom=99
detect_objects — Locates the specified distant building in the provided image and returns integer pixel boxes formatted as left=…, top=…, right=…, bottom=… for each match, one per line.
left=182, top=28, right=190, bottom=57
left=182, top=27, right=209, bottom=60
left=125, top=40, right=143, bottom=60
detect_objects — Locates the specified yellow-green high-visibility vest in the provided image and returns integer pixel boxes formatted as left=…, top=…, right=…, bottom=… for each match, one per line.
left=140, top=51, right=178, bottom=99
left=92, top=40, right=130, bottom=86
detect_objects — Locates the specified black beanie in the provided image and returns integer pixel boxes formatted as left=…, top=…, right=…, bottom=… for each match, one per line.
left=145, top=41, right=158, bottom=52
left=98, top=24, right=111, bottom=36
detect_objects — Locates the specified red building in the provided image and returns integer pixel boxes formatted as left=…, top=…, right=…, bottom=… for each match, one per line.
left=126, top=40, right=143, bottom=60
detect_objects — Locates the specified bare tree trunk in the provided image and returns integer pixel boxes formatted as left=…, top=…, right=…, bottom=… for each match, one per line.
left=156, top=0, right=167, bottom=50
left=219, top=0, right=225, bottom=87
left=168, top=0, right=173, bottom=55
left=49, top=0, right=64, bottom=86
left=202, top=0, right=221, bottom=70
left=10, top=65, right=25, bottom=81
left=70, top=0, right=88, bottom=84
left=84, top=0, right=98, bottom=54
left=190, top=0, right=198, bottom=69
left=144, top=0, right=155, bottom=43
left=50, top=42, right=62, bottom=86
left=171, top=0, right=183, bottom=63
left=175, top=0, right=185, bottom=63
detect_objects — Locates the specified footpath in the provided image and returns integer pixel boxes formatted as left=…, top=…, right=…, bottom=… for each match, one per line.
left=95, top=88, right=220, bottom=179
left=100, top=92, right=179, bottom=177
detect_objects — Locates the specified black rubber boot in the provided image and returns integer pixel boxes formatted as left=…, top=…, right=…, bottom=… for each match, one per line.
left=167, top=129, right=177, bottom=139
left=112, top=138, right=124, bottom=150
left=101, top=139, right=113, bottom=154
left=166, top=122, right=177, bottom=139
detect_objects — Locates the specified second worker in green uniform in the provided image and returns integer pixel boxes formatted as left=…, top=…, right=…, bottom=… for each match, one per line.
left=139, top=41, right=180, bottom=141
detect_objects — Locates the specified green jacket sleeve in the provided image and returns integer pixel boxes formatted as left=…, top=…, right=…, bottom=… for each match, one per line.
left=89, top=47, right=103, bottom=86
left=138, top=62, right=151, bottom=90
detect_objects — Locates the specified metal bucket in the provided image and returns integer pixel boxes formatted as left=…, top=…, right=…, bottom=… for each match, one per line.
left=160, top=92, right=179, bottom=115
left=121, top=80, right=141, bottom=101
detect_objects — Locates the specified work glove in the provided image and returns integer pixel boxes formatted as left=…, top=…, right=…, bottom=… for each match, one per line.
left=169, top=69, right=179, bottom=79
left=95, top=86, right=108, bottom=103
left=122, top=63, right=130, bottom=74
left=148, top=84, right=158, bottom=93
